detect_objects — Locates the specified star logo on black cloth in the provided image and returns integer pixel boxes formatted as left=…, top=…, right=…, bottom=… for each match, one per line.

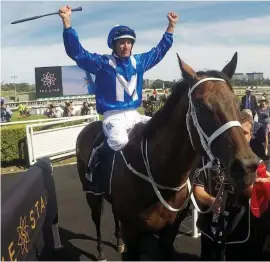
left=17, top=216, right=30, bottom=255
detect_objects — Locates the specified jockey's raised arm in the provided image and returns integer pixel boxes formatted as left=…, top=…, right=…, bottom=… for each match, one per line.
left=63, top=28, right=104, bottom=74
left=59, top=4, right=179, bottom=190
left=60, top=5, right=104, bottom=73
left=135, top=12, right=178, bottom=72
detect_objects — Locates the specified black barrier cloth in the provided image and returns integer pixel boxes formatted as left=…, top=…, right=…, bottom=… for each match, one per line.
left=1, top=158, right=58, bottom=261
left=35, top=66, right=63, bottom=98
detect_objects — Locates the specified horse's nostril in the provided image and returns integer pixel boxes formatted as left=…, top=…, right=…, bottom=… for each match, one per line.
left=240, top=158, right=260, bottom=173
left=229, top=157, right=260, bottom=185
left=230, top=159, right=244, bottom=176
left=247, top=163, right=258, bottom=173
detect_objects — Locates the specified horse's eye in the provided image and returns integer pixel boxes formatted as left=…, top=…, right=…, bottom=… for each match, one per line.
left=194, top=102, right=204, bottom=109
left=195, top=101, right=210, bottom=111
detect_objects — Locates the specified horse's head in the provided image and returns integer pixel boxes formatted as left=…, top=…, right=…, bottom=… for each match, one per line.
left=177, top=52, right=260, bottom=191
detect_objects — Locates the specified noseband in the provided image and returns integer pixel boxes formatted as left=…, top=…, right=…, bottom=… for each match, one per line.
left=186, top=77, right=241, bottom=169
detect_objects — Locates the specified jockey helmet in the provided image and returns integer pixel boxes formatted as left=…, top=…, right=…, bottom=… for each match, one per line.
left=107, top=25, right=136, bottom=49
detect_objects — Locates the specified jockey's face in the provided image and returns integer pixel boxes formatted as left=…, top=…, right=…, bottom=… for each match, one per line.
left=241, top=120, right=252, bottom=143
left=115, top=38, right=133, bottom=58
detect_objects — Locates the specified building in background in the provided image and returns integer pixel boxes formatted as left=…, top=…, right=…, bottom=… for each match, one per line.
left=246, top=72, right=264, bottom=81
left=232, top=73, right=247, bottom=81
left=143, top=79, right=155, bottom=88
left=16, top=92, right=36, bottom=102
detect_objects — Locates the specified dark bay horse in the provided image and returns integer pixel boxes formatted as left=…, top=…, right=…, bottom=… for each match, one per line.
left=76, top=52, right=260, bottom=260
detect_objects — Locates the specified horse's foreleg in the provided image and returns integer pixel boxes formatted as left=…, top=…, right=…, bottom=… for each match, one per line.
left=86, top=193, right=106, bottom=261
left=121, top=224, right=140, bottom=261
left=112, top=203, right=125, bottom=253
left=158, top=204, right=190, bottom=260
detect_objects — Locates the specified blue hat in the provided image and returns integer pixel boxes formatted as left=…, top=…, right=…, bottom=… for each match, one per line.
left=107, top=25, right=136, bottom=49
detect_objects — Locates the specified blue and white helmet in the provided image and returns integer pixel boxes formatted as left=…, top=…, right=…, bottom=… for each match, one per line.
left=107, top=25, right=136, bottom=49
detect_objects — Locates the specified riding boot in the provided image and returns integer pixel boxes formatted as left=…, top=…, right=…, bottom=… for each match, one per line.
left=97, top=141, right=116, bottom=194
left=98, top=142, right=115, bottom=172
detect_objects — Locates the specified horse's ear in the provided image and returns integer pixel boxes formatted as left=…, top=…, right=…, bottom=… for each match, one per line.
left=176, top=53, right=197, bottom=82
left=221, top=52, right=238, bottom=80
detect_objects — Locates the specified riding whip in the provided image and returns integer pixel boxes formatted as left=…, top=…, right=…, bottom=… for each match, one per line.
left=11, top=7, right=82, bottom=24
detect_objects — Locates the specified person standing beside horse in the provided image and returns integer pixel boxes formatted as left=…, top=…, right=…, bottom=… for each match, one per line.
left=59, top=5, right=178, bottom=178
left=193, top=111, right=269, bottom=261
left=244, top=109, right=269, bottom=163
left=257, top=98, right=270, bottom=157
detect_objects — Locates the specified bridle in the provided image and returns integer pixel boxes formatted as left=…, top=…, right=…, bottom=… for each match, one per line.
left=186, top=77, right=241, bottom=170
left=139, top=77, right=242, bottom=212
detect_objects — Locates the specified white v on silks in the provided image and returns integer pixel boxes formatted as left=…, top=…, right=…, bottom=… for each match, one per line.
left=102, top=55, right=151, bottom=151
left=105, top=55, right=138, bottom=102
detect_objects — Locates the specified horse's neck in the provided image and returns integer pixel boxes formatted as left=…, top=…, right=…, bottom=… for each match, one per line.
left=146, top=109, right=197, bottom=188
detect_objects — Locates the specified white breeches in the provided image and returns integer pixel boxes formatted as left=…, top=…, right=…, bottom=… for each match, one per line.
left=102, top=109, right=151, bottom=151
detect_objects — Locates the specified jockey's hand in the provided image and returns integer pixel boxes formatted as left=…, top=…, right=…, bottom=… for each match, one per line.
left=167, top=12, right=179, bottom=26
left=59, top=5, right=72, bottom=20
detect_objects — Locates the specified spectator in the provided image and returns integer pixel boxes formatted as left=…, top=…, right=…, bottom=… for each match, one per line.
left=193, top=110, right=256, bottom=261
left=262, top=92, right=268, bottom=100
left=240, top=86, right=258, bottom=119
left=142, top=100, right=153, bottom=117
left=63, top=102, right=74, bottom=117
left=152, top=88, right=158, bottom=101
left=257, top=99, right=270, bottom=156
left=243, top=109, right=269, bottom=162
left=0, top=98, right=12, bottom=122
left=81, top=102, right=90, bottom=115
left=164, top=88, right=169, bottom=98
left=23, top=104, right=31, bottom=118
left=44, top=104, right=61, bottom=118
left=18, top=103, right=24, bottom=117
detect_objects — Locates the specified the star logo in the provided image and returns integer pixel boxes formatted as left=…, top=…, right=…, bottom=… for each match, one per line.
left=17, top=216, right=30, bottom=255
left=41, top=72, right=57, bottom=88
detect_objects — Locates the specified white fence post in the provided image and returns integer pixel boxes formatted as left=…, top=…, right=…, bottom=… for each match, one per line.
left=192, top=208, right=200, bottom=238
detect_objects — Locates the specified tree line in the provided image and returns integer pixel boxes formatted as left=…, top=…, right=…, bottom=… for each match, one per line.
left=1, top=83, right=36, bottom=93
left=1, top=77, right=269, bottom=94
left=145, top=78, right=270, bottom=89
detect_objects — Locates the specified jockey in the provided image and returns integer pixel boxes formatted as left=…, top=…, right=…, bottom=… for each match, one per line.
left=59, top=5, right=178, bottom=174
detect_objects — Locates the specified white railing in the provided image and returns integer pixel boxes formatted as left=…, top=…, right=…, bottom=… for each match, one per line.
left=6, top=95, right=96, bottom=108
left=26, top=114, right=99, bottom=166
left=0, top=112, right=99, bottom=127
left=8, top=101, right=97, bottom=111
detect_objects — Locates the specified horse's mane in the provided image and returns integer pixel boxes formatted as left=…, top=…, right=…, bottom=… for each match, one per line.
left=143, top=70, right=232, bottom=138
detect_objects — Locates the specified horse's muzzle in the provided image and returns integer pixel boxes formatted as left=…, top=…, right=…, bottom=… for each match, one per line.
left=229, top=156, right=260, bottom=191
